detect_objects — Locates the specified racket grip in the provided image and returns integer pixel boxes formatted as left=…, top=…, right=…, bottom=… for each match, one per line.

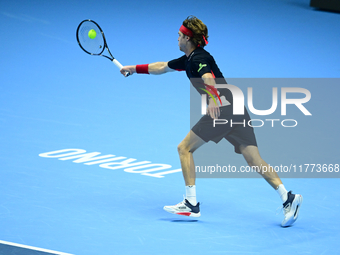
left=112, top=59, right=130, bottom=77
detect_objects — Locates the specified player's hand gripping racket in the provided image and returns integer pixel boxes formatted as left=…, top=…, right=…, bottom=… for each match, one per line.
left=76, top=19, right=130, bottom=77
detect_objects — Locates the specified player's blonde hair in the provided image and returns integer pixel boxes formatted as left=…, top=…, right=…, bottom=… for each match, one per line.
left=182, top=16, right=209, bottom=47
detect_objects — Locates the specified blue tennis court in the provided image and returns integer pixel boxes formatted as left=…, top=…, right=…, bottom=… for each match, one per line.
left=1, top=0, right=340, bottom=254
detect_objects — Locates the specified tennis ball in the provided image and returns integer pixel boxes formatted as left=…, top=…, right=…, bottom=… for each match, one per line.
left=88, top=29, right=97, bottom=39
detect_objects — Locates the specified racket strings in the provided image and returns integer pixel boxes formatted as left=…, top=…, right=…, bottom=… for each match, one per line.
left=77, top=22, right=105, bottom=55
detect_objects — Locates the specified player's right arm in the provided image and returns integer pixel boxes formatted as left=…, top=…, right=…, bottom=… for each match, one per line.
left=120, top=55, right=186, bottom=76
left=120, top=62, right=174, bottom=76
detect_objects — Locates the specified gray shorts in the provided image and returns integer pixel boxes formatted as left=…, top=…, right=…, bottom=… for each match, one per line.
left=191, top=105, right=257, bottom=154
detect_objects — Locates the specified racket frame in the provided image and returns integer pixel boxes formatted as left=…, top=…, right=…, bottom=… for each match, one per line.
left=76, top=19, right=129, bottom=76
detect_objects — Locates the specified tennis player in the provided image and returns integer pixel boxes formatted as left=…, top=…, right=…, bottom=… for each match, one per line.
left=120, top=16, right=302, bottom=227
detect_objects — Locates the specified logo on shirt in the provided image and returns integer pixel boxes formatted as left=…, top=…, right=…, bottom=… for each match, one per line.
left=197, top=63, right=207, bottom=73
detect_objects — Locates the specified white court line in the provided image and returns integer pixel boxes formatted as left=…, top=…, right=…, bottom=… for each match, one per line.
left=0, top=240, right=74, bottom=255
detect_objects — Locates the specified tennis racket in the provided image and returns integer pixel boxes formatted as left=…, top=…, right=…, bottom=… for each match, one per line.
left=76, top=19, right=130, bottom=77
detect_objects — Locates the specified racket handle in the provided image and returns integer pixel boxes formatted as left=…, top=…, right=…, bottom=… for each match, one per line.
left=112, top=59, right=130, bottom=77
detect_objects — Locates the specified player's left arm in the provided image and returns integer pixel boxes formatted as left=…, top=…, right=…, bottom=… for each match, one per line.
left=202, top=72, right=215, bottom=86
left=202, top=72, right=220, bottom=119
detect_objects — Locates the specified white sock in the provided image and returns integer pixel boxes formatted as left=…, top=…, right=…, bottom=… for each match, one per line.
left=185, top=185, right=197, bottom=206
left=276, top=184, right=288, bottom=203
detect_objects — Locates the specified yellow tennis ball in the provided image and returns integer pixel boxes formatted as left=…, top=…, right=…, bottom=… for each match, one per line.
left=88, top=29, right=97, bottom=39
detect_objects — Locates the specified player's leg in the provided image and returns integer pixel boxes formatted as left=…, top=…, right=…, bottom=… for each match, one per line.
left=239, top=144, right=303, bottom=227
left=239, top=144, right=282, bottom=189
left=163, top=130, right=205, bottom=217
left=177, top=130, right=206, bottom=186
